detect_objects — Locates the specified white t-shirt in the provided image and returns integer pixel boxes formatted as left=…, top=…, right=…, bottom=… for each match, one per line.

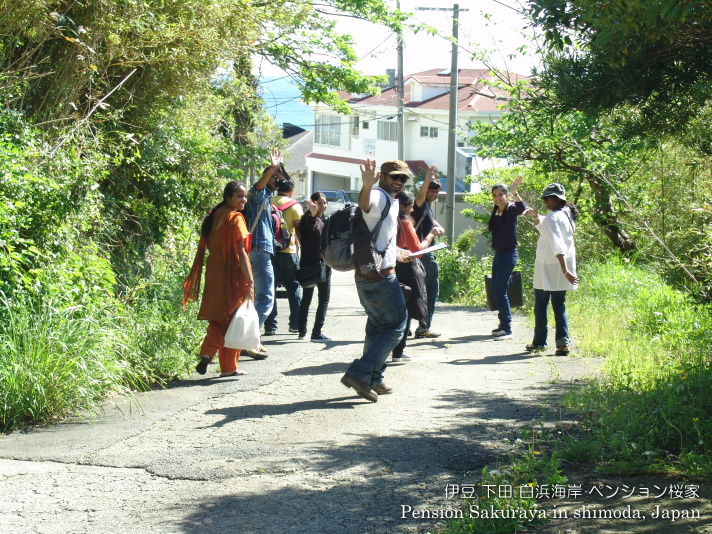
left=361, top=187, right=399, bottom=269
left=533, top=208, right=577, bottom=291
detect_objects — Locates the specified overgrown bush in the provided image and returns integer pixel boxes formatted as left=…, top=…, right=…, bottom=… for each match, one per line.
left=562, top=260, right=712, bottom=476
left=0, top=276, right=202, bottom=432
left=115, top=238, right=206, bottom=383
left=0, top=293, right=140, bottom=432
left=437, top=230, right=492, bottom=307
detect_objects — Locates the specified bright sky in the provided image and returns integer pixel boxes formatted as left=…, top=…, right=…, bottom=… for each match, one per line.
left=255, top=0, right=539, bottom=79
left=338, top=0, right=539, bottom=77
left=337, top=0, right=537, bottom=77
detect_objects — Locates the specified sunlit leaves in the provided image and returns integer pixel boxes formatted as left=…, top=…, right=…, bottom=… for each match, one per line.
left=525, top=0, right=712, bottom=137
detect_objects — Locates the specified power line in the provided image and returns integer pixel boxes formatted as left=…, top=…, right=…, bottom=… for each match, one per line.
left=490, top=0, right=522, bottom=14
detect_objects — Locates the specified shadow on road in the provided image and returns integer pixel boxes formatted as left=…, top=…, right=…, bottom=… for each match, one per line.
left=181, top=387, right=562, bottom=534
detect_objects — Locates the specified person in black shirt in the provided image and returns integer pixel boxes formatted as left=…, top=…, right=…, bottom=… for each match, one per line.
left=412, top=167, right=444, bottom=338
left=296, top=192, right=332, bottom=342
left=489, top=176, right=526, bottom=340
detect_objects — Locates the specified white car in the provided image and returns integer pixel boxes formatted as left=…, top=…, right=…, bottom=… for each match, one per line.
left=320, top=190, right=360, bottom=217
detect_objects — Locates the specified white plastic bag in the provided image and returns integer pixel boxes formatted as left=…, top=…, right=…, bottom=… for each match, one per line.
left=224, top=299, right=261, bottom=351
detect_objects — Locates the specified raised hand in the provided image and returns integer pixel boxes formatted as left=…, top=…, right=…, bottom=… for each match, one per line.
left=270, top=148, right=283, bottom=168
left=306, top=198, right=318, bottom=217
left=425, top=165, right=438, bottom=182
left=523, top=207, right=538, bottom=219
left=360, top=159, right=378, bottom=188
left=510, top=174, right=523, bottom=195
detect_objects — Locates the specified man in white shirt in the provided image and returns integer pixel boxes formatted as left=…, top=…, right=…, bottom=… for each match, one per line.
left=340, top=159, right=412, bottom=402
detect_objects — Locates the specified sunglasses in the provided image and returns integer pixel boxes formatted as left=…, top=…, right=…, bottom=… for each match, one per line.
left=390, top=174, right=409, bottom=183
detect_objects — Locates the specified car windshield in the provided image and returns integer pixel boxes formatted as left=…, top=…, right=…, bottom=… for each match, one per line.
left=322, top=191, right=342, bottom=203
left=345, top=191, right=360, bottom=203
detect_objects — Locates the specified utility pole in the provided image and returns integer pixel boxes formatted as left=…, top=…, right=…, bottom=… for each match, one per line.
left=417, top=4, right=467, bottom=244
left=396, top=0, right=405, bottom=162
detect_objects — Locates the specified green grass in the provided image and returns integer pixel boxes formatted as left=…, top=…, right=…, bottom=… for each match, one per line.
left=438, top=257, right=712, bottom=533
left=116, top=279, right=204, bottom=384
left=442, top=418, right=567, bottom=534
left=0, top=293, right=140, bottom=431
left=561, top=261, right=712, bottom=476
left=0, top=280, right=203, bottom=433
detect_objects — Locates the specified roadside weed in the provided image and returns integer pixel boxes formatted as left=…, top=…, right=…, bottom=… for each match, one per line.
left=441, top=416, right=565, bottom=534
left=562, top=261, right=712, bottom=476
left=0, top=273, right=202, bottom=432
left=0, top=293, right=139, bottom=431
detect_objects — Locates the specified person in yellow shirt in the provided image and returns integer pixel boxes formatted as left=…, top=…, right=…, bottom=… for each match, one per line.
left=264, top=176, right=304, bottom=335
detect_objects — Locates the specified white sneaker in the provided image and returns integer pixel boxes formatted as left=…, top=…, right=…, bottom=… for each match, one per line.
left=392, top=353, right=414, bottom=362
left=493, top=330, right=513, bottom=340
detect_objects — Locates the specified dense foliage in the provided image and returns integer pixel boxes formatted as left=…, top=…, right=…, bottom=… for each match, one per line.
left=527, top=0, right=712, bottom=139
left=564, top=260, right=712, bottom=476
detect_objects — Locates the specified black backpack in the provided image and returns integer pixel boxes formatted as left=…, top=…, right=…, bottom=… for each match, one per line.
left=322, top=190, right=392, bottom=277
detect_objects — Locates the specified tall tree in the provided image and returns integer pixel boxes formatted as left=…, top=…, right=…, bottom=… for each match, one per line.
left=527, top=0, right=712, bottom=137
left=0, top=0, right=408, bottom=287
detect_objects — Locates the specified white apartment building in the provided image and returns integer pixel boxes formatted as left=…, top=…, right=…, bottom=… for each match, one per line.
left=305, top=68, right=516, bottom=193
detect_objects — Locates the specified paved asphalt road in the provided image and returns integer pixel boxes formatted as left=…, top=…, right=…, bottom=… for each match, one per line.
left=0, top=270, right=599, bottom=534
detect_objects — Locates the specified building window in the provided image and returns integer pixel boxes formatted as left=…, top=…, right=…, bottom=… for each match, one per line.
left=377, top=121, right=397, bottom=141
left=314, top=114, right=341, bottom=147
left=420, top=126, right=438, bottom=138
left=352, top=116, right=360, bottom=137
left=362, top=121, right=370, bottom=130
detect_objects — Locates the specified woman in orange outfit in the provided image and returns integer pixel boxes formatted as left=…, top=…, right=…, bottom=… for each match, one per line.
left=182, top=181, right=254, bottom=377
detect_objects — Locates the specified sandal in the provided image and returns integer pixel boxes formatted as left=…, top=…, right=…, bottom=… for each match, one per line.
left=220, top=370, right=248, bottom=377
left=555, top=346, right=570, bottom=356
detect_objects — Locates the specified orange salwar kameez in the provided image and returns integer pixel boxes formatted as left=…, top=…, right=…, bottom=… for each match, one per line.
left=182, top=211, right=251, bottom=375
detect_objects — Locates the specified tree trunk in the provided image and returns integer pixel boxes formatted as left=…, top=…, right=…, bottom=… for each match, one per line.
left=587, top=175, right=636, bottom=253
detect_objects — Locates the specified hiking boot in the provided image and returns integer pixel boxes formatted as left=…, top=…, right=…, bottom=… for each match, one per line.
left=555, top=345, right=570, bottom=356
left=340, top=374, right=378, bottom=402
left=195, top=356, right=210, bottom=375
left=373, top=383, right=393, bottom=395
left=392, top=353, right=414, bottom=362
left=414, top=329, right=441, bottom=339
left=525, top=344, right=546, bottom=353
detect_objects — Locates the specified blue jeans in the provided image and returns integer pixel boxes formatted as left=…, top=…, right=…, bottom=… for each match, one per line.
left=418, top=252, right=439, bottom=331
left=249, top=249, right=275, bottom=329
left=298, top=267, right=331, bottom=337
left=492, top=249, right=519, bottom=334
left=346, top=274, right=407, bottom=388
left=265, top=252, right=302, bottom=332
left=392, top=311, right=411, bottom=358
left=533, top=288, right=570, bottom=348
